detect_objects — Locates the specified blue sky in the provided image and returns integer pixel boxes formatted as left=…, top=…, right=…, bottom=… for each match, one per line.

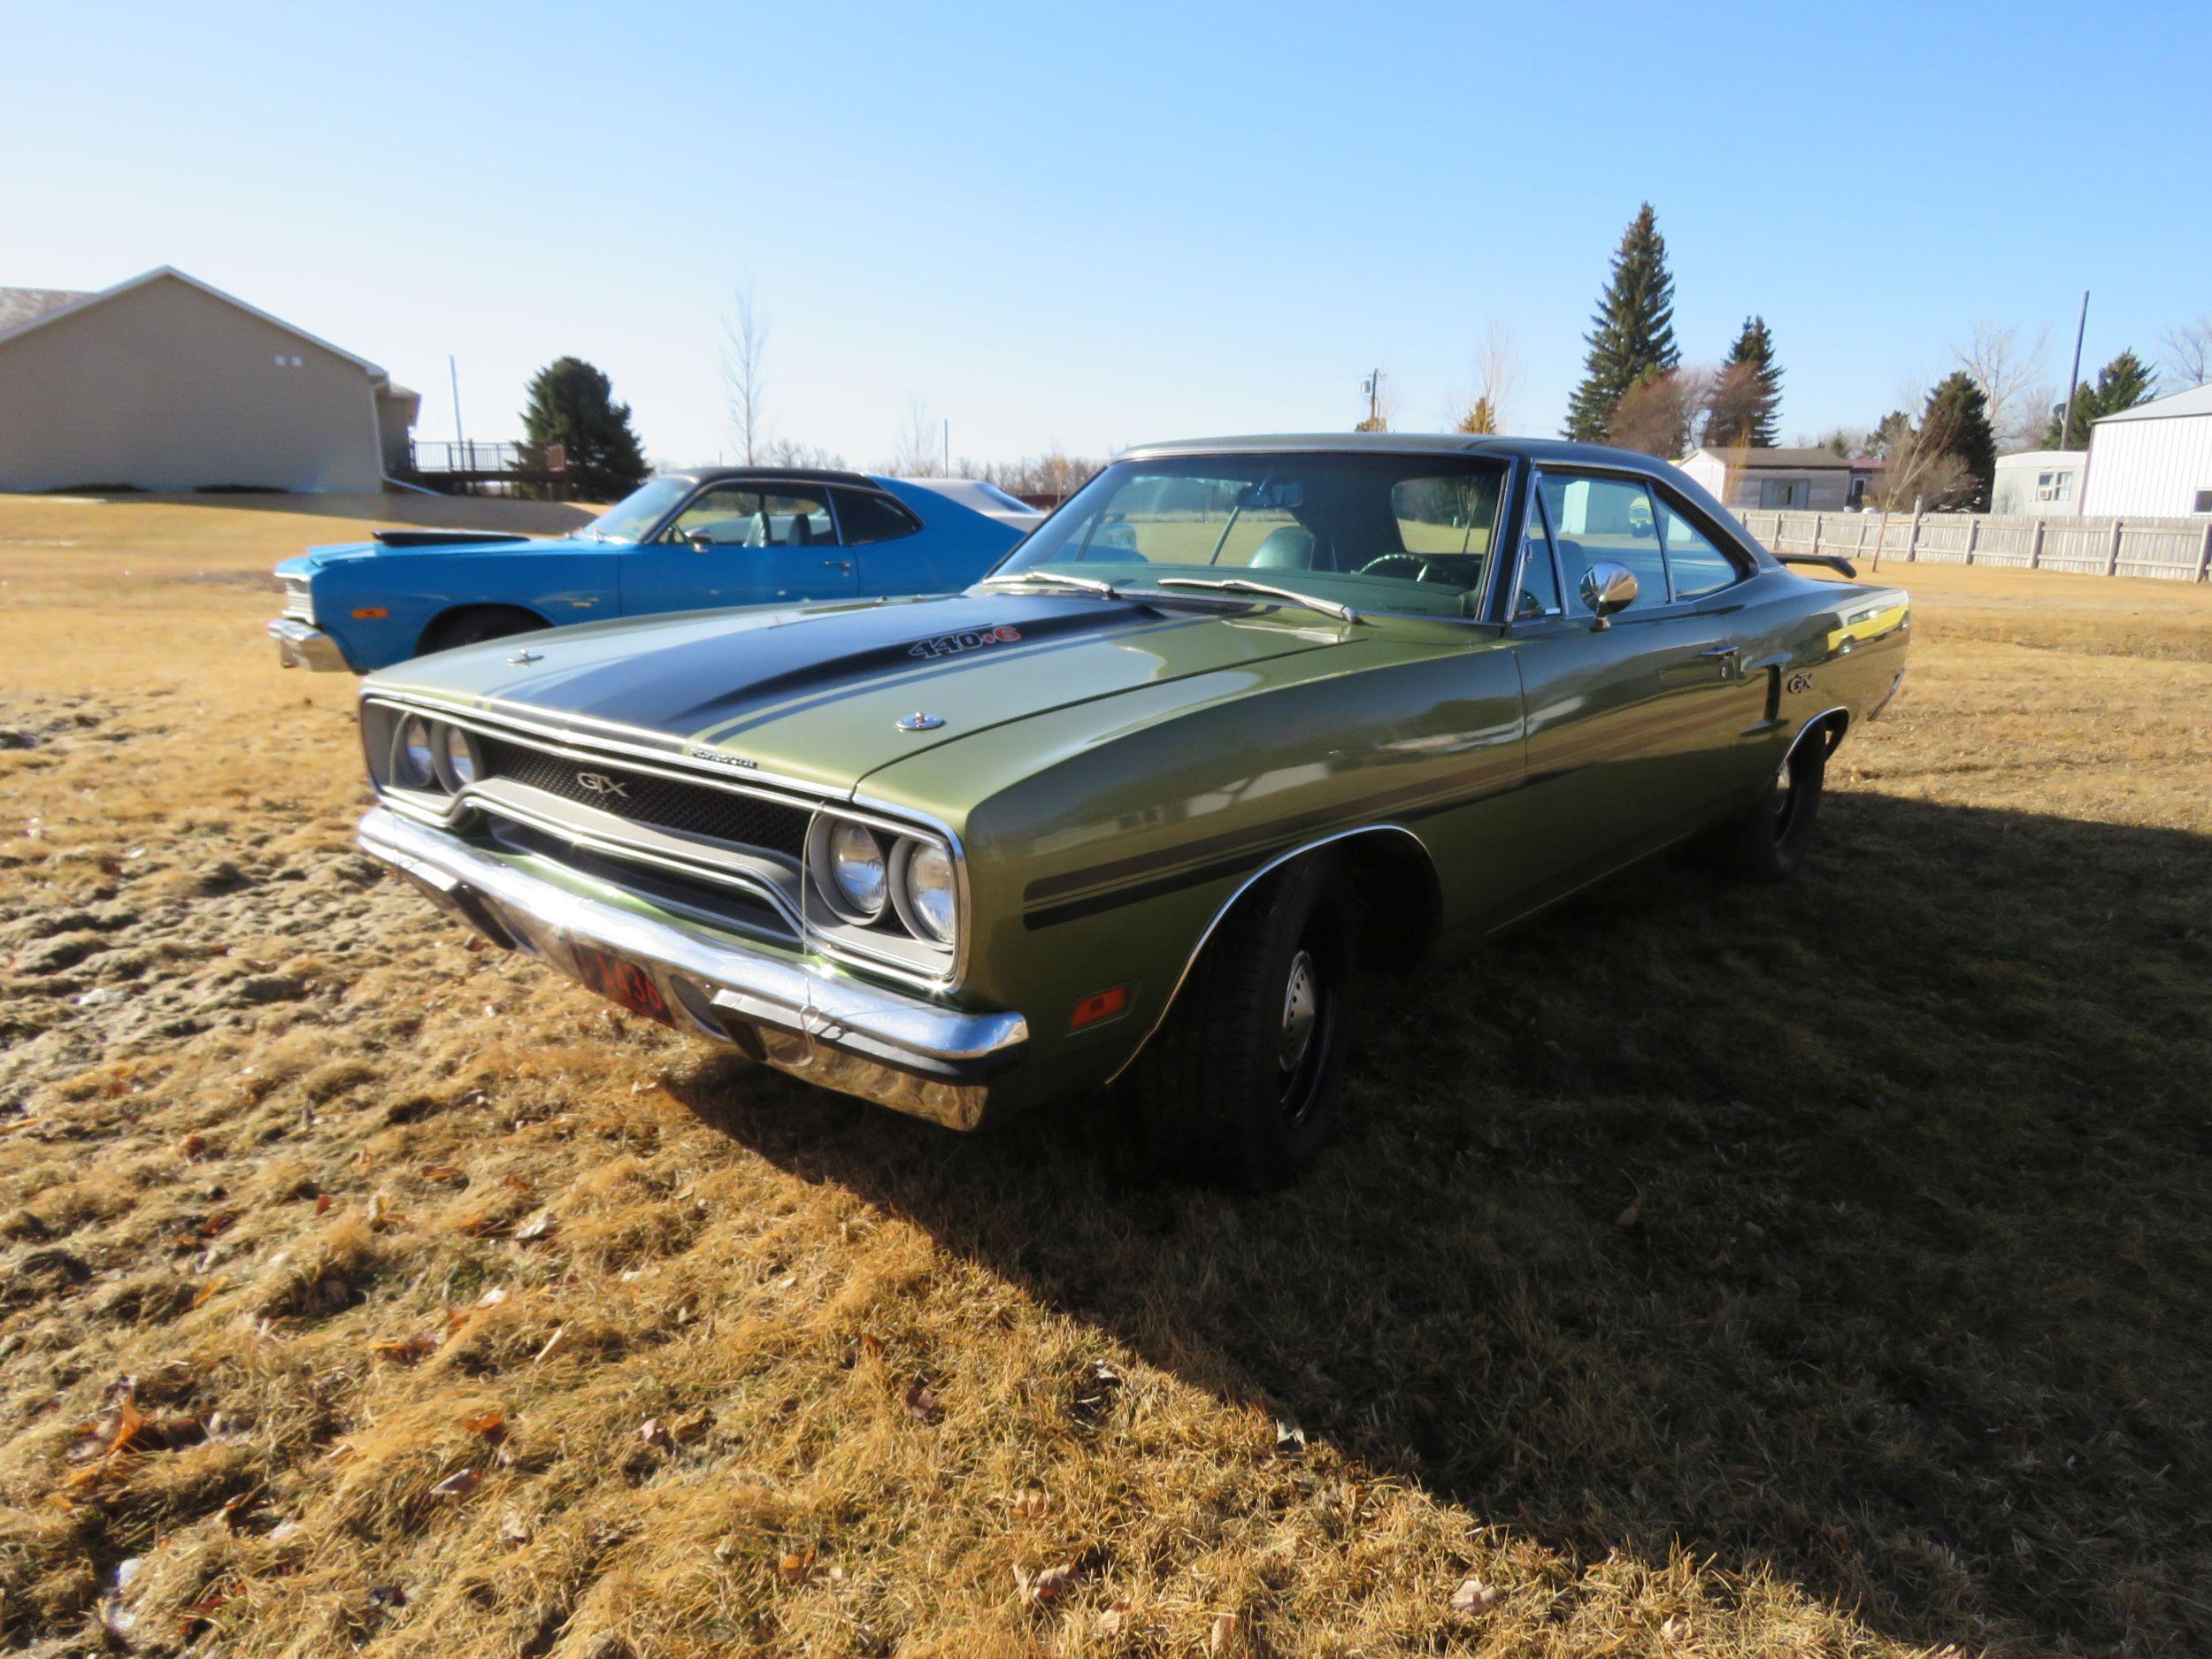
left=5, top=0, right=2208, bottom=467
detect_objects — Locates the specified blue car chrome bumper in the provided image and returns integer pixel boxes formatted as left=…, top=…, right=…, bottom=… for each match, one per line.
left=268, top=618, right=351, bottom=672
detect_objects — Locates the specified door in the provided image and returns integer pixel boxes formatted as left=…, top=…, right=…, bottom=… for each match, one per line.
left=1504, top=469, right=1765, bottom=904
left=618, top=480, right=861, bottom=616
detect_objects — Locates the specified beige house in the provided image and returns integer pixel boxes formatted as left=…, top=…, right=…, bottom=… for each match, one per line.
left=0, top=266, right=418, bottom=493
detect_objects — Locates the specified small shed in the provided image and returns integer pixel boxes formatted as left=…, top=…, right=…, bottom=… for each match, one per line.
left=1991, top=450, right=2087, bottom=516
left=2078, top=383, right=2212, bottom=518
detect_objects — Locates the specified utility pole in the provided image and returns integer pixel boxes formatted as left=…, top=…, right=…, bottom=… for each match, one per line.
left=943, top=418, right=950, bottom=475
left=1362, top=368, right=1386, bottom=430
left=2058, top=290, right=2089, bottom=449
left=448, top=354, right=465, bottom=464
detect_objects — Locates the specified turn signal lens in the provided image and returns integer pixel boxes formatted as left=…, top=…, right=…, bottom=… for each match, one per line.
left=1070, top=985, right=1129, bottom=1029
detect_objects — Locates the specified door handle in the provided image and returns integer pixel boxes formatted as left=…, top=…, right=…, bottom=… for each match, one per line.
left=821, top=558, right=854, bottom=573
left=1696, top=644, right=1740, bottom=658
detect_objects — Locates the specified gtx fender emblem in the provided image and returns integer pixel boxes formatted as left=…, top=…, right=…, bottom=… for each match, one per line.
left=576, top=771, right=629, bottom=799
left=1786, top=671, right=1816, bottom=694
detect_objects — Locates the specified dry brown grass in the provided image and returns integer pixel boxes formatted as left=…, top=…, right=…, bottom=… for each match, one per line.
left=3, top=496, right=2209, bottom=1657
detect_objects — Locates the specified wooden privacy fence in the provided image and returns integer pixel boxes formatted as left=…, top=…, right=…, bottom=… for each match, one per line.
left=1732, top=509, right=2212, bottom=582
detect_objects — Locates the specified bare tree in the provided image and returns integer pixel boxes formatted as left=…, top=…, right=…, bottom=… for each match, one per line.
left=1455, top=322, right=1524, bottom=434
left=721, top=281, right=770, bottom=465
left=1955, top=321, right=2048, bottom=450
left=1867, top=409, right=1973, bottom=512
left=2162, top=314, right=2212, bottom=389
left=761, top=439, right=847, bottom=469
left=1606, top=367, right=1711, bottom=458
left=885, top=394, right=941, bottom=476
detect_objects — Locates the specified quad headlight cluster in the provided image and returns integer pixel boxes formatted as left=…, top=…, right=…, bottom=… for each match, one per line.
left=807, top=813, right=958, bottom=949
left=380, top=710, right=483, bottom=795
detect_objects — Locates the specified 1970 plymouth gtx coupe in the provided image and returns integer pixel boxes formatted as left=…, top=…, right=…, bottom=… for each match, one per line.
left=351, top=435, right=1908, bottom=1186
left=268, top=467, right=1029, bottom=672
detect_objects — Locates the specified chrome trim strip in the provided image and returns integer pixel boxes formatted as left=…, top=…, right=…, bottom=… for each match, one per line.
left=1102, top=823, right=1433, bottom=1087
left=357, top=804, right=1025, bottom=1069
left=1784, top=703, right=1851, bottom=768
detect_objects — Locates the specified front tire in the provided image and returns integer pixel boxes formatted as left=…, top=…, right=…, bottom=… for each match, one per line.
left=1704, top=725, right=1830, bottom=881
left=1131, top=858, right=1353, bottom=1189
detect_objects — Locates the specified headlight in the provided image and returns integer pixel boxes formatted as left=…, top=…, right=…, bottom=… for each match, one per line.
left=435, top=723, right=481, bottom=789
left=824, top=821, right=887, bottom=919
left=392, top=715, right=439, bottom=790
left=894, top=839, right=956, bottom=943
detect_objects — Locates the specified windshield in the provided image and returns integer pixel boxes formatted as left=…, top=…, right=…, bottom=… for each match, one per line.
left=989, top=451, right=1506, bottom=616
left=584, top=476, right=690, bottom=543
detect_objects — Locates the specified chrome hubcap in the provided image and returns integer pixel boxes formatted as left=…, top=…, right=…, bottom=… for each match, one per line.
left=1279, top=949, right=1318, bottom=1072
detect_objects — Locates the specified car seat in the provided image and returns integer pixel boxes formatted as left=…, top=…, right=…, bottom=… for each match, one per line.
left=1248, top=526, right=1316, bottom=570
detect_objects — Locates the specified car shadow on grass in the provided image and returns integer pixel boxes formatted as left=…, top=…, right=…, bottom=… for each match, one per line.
left=664, top=787, right=2212, bottom=1655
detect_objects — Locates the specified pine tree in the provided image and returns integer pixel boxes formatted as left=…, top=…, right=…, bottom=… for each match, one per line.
left=1455, top=396, right=1497, bottom=435
left=1704, top=316, right=1783, bottom=448
left=2043, top=349, right=2158, bottom=448
left=1922, top=372, right=1997, bottom=510
left=1563, top=204, right=1679, bottom=442
left=520, top=357, right=649, bottom=501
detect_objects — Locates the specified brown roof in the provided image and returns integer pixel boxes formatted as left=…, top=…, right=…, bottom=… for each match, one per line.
left=0, top=287, right=91, bottom=336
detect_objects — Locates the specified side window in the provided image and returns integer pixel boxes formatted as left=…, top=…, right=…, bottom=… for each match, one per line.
left=1513, top=495, right=1563, bottom=618
left=834, top=489, right=922, bottom=546
left=665, top=485, right=837, bottom=547
left=1657, top=500, right=1744, bottom=599
left=1388, top=474, right=1497, bottom=589
left=1538, top=473, right=1667, bottom=612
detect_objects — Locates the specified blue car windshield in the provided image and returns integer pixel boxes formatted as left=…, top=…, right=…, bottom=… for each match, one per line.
left=989, top=452, right=1506, bottom=616
left=586, top=477, right=690, bottom=543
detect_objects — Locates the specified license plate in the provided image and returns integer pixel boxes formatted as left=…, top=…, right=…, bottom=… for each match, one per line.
left=566, top=941, right=676, bottom=1027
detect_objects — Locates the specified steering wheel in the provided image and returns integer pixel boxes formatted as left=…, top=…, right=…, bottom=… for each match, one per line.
left=1356, top=553, right=1440, bottom=582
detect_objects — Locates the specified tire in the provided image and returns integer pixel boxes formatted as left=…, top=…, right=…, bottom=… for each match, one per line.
left=1703, top=724, right=1829, bottom=882
left=1130, top=857, right=1354, bottom=1189
left=419, top=607, right=543, bottom=656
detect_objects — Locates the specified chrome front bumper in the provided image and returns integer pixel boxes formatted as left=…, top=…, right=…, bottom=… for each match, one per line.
left=268, top=618, right=350, bottom=672
left=356, top=806, right=1027, bottom=1129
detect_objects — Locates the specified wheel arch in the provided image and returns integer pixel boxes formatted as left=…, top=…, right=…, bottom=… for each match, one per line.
left=1105, top=824, right=1439, bottom=1086
left=417, top=601, right=553, bottom=656
left=1787, top=703, right=1852, bottom=766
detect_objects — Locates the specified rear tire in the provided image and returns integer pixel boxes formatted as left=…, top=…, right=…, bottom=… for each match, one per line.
left=419, top=606, right=543, bottom=656
left=1704, top=724, right=1830, bottom=882
left=1130, top=857, right=1353, bottom=1189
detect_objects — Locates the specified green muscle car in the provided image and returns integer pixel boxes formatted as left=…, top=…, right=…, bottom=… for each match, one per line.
left=353, top=435, right=1908, bottom=1186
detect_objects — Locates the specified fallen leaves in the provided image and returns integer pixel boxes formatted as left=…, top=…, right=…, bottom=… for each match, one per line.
left=902, top=1379, right=943, bottom=1425
left=427, top=1467, right=482, bottom=1502
left=1013, top=1562, right=1079, bottom=1607
left=370, top=1332, right=439, bottom=1364
left=1449, top=1574, right=1502, bottom=1615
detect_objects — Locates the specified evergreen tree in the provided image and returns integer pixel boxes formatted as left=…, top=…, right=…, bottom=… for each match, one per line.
left=1563, top=204, right=1679, bottom=442
left=1704, top=315, right=1783, bottom=448
left=520, top=357, right=649, bottom=501
left=2043, top=349, right=2158, bottom=448
left=1455, top=396, right=1498, bottom=435
left=1922, top=372, right=1997, bottom=510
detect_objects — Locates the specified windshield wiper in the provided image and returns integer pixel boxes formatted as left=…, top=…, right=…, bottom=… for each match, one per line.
left=982, top=570, right=1121, bottom=598
left=1152, top=577, right=1362, bottom=624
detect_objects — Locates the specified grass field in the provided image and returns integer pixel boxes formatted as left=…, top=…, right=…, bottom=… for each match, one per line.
left=3, top=493, right=2210, bottom=1658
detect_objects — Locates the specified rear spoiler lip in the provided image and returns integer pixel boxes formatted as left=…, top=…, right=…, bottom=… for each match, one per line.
left=1775, top=551, right=1858, bottom=579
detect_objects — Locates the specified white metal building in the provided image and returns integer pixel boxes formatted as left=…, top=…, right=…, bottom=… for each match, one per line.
left=0, top=266, right=417, bottom=494
left=2078, top=383, right=2212, bottom=518
left=1991, top=449, right=2087, bottom=516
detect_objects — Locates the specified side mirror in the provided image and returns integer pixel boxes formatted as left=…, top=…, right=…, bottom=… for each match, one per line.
left=1580, top=560, right=1638, bottom=628
left=684, top=527, right=716, bottom=551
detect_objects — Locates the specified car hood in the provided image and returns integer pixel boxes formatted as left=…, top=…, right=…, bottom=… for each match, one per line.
left=364, top=590, right=1358, bottom=791
left=277, top=533, right=596, bottom=576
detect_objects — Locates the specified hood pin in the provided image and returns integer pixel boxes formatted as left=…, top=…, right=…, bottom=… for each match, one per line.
left=895, top=711, right=945, bottom=733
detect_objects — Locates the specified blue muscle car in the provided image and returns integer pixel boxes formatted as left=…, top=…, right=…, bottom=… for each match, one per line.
left=266, top=468, right=1036, bottom=672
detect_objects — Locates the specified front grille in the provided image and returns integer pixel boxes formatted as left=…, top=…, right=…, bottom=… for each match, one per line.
left=479, top=736, right=810, bottom=859
left=488, top=821, right=798, bottom=939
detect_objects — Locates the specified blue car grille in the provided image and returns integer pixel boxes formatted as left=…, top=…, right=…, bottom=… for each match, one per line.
left=478, top=737, right=810, bottom=860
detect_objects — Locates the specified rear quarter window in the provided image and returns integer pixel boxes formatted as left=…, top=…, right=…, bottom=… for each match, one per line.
left=835, top=491, right=923, bottom=545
